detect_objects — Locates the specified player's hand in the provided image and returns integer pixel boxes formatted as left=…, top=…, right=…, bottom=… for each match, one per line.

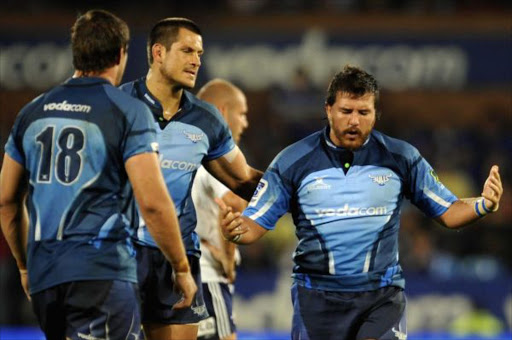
left=172, top=270, right=197, bottom=309
left=19, top=269, right=31, bottom=301
left=481, top=165, right=503, bottom=212
left=215, top=197, right=247, bottom=242
left=201, top=239, right=236, bottom=283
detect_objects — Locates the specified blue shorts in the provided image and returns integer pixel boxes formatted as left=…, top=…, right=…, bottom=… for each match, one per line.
left=31, top=280, right=140, bottom=340
left=291, top=283, right=407, bottom=340
left=136, top=244, right=208, bottom=324
left=198, top=282, right=236, bottom=339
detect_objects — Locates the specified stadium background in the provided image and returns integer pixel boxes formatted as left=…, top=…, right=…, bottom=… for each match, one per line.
left=0, top=1, right=511, bottom=339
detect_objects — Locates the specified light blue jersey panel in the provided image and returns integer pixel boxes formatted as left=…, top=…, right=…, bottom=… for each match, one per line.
left=298, top=165, right=400, bottom=276
left=22, top=118, right=106, bottom=241
left=159, top=121, right=209, bottom=211
left=135, top=120, right=207, bottom=247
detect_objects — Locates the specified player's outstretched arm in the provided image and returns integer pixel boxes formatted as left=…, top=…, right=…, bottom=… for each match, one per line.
left=215, top=197, right=267, bottom=244
left=0, top=154, right=30, bottom=300
left=125, top=152, right=197, bottom=308
left=205, top=146, right=263, bottom=201
left=436, top=165, right=503, bottom=228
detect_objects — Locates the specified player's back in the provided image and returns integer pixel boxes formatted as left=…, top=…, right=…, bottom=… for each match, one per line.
left=5, top=77, right=157, bottom=294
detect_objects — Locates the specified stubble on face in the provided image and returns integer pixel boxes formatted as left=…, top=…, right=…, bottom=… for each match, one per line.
left=159, top=28, right=203, bottom=90
left=327, top=92, right=376, bottom=150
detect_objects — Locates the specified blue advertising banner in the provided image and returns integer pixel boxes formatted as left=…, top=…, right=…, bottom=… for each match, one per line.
left=1, top=29, right=510, bottom=91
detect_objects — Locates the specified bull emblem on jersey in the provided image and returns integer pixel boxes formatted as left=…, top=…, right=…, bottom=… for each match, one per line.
left=307, top=176, right=331, bottom=192
left=183, top=130, right=204, bottom=143
left=369, top=173, right=393, bottom=186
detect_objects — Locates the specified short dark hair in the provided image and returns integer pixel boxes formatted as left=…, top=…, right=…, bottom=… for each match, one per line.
left=147, top=17, right=202, bottom=65
left=325, top=65, right=380, bottom=113
left=71, top=9, right=129, bottom=73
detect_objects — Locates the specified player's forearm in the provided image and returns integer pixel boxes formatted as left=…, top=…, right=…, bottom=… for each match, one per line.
left=232, top=167, right=263, bottom=201
left=126, top=153, right=191, bottom=273
left=436, top=198, right=494, bottom=229
left=140, top=201, right=190, bottom=273
left=224, top=240, right=236, bottom=259
left=0, top=201, right=28, bottom=270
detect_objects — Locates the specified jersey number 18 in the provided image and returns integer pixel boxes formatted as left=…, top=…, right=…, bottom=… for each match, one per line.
left=36, top=125, right=85, bottom=184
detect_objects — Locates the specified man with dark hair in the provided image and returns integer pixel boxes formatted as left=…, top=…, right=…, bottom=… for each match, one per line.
left=219, top=65, right=503, bottom=340
left=120, top=18, right=262, bottom=340
left=0, top=9, right=196, bottom=339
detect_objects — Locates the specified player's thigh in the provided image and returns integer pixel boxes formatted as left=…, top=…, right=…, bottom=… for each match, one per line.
left=66, top=280, right=141, bottom=340
left=291, top=283, right=361, bottom=340
left=31, top=284, right=67, bottom=340
left=357, top=287, right=406, bottom=340
left=199, top=282, right=236, bottom=340
left=143, top=322, right=199, bottom=340
left=34, top=280, right=140, bottom=340
left=140, top=251, right=209, bottom=325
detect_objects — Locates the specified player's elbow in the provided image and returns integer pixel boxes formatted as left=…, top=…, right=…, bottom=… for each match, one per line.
left=138, top=196, right=172, bottom=220
left=0, top=192, right=23, bottom=210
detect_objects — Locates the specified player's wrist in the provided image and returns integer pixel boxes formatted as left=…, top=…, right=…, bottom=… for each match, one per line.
left=475, top=198, right=497, bottom=217
left=482, top=198, right=498, bottom=213
left=175, top=271, right=191, bottom=277
left=172, top=258, right=190, bottom=275
left=17, top=261, right=27, bottom=273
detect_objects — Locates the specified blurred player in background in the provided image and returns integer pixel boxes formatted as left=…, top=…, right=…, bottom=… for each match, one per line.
left=0, top=9, right=195, bottom=340
left=120, top=18, right=262, bottom=340
left=193, top=79, right=250, bottom=340
left=218, top=65, right=503, bottom=340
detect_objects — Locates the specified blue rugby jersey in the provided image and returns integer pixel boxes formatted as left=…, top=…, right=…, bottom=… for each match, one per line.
left=4, top=77, right=157, bottom=294
left=244, top=127, right=458, bottom=292
left=120, top=78, right=235, bottom=257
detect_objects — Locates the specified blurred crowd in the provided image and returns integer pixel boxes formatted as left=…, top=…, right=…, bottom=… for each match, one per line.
left=2, top=0, right=512, bottom=15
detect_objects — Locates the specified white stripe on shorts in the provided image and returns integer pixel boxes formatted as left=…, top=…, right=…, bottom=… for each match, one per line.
left=208, top=282, right=232, bottom=338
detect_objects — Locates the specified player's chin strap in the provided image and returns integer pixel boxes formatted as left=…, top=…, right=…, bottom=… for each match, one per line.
left=474, top=198, right=498, bottom=217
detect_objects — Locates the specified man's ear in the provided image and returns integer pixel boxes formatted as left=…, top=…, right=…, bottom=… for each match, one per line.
left=152, top=44, right=164, bottom=63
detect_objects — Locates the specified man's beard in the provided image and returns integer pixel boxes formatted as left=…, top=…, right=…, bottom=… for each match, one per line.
left=334, top=128, right=370, bottom=150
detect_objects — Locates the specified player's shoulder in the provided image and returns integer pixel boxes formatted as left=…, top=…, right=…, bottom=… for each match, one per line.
left=104, top=81, right=151, bottom=118
left=272, top=130, right=323, bottom=170
left=19, top=92, right=47, bottom=116
left=118, top=78, right=139, bottom=96
left=12, top=91, right=50, bottom=130
left=371, top=130, right=421, bottom=160
left=184, top=91, right=224, bottom=122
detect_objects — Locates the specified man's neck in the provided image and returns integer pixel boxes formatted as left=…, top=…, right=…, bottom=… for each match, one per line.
left=73, top=70, right=116, bottom=86
left=146, top=70, right=183, bottom=120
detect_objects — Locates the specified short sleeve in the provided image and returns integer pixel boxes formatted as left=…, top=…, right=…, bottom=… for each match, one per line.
left=408, top=156, right=458, bottom=218
left=4, top=112, right=26, bottom=166
left=243, top=159, right=292, bottom=230
left=122, top=103, right=158, bottom=162
left=204, top=112, right=236, bottom=161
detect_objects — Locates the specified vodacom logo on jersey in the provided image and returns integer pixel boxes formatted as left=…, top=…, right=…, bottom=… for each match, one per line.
left=159, top=154, right=198, bottom=171
left=315, top=204, right=388, bottom=217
